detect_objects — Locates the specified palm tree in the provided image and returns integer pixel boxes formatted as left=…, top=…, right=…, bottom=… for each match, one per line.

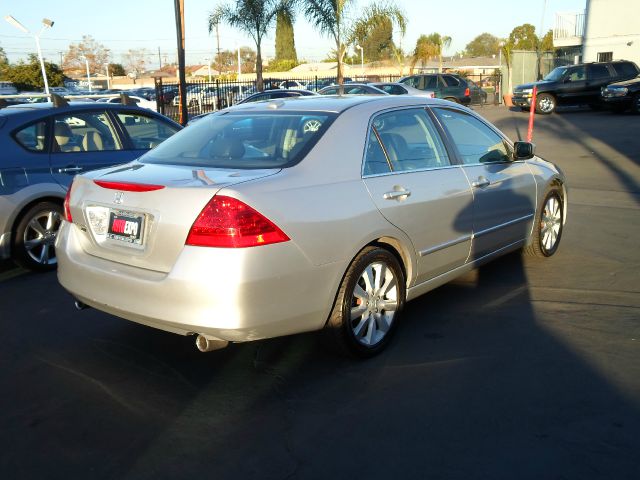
left=410, top=33, right=451, bottom=73
left=210, top=0, right=293, bottom=91
left=300, top=0, right=406, bottom=84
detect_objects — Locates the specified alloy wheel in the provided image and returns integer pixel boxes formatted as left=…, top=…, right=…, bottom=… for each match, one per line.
left=540, top=194, right=562, bottom=254
left=349, top=261, right=398, bottom=347
left=538, top=96, right=555, bottom=113
left=23, top=210, right=61, bottom=266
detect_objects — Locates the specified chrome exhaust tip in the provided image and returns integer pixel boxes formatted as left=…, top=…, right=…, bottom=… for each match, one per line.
left=74, top=300, right=90, bottom=311
left=195, top=334, right=228, bottom=353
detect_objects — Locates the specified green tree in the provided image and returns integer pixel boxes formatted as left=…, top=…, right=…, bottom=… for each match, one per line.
left=465, top=33, right=500, bottom=57
left=108, top=63, right=126, bottom=76
left=301, top=0, right=406, bottom=84
left=0, top=46, right=8, bottom=65
left=275, top=9, right=297, bottom=64
left=211, top=0, right=293, bottom=91
left=507, top=23, right=538, bottom=50
left=215, top=48, right=257, bottom=74
left=63, top=35, right=111, bottom=73
left=411, top=33, right=451, bottom=73
left=352, top=14, right=395, bottom=62
left=4, top=54, right=64, bottom=91
left=540, top=30, right=554, bottom=51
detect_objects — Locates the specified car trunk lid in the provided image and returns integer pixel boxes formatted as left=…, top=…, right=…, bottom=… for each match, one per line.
left=69, top=162, right=279, bottom=273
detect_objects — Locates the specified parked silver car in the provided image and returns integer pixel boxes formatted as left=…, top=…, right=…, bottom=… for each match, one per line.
left=57, top=96, right=567, bottom=356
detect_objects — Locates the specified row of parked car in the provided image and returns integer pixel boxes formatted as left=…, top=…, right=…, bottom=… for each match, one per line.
left=512, top=59, right=640, bottom=114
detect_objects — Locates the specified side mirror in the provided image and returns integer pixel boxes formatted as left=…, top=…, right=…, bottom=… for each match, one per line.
left=513, top=141, right=535, bottom=160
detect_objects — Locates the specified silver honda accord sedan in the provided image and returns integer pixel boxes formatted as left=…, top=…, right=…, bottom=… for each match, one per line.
left=57, top=95, right=567, bottom=357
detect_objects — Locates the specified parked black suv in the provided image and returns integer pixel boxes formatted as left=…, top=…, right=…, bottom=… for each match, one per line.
left=601, top=75, right=640, bottom=113
left=512, top=60, right=639, bottom=114
left=399, top=73, right=471, bottom=105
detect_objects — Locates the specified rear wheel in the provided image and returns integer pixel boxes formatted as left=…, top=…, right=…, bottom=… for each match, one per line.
left=524, top=188, right=564, bottom=258
left=325, top=247, right=405, bottom=357
left=444, top=97, right=459, bottom=104
left=12, top=202, right=63, bottom=271
left=536, top=93, right=556, bottom=114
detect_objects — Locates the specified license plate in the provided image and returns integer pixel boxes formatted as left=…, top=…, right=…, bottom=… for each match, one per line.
left=107, top=210, right=144, bottom=245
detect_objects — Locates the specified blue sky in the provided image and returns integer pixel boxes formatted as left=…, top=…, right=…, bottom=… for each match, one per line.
left=1, top=0, right=585, bottom=67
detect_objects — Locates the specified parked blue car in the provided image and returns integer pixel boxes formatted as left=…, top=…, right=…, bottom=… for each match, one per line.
left=0, top=98, right=181, bottom=270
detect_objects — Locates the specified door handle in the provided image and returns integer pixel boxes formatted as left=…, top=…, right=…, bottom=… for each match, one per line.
left=58, top=166, right=83, bottom=173
left=472, top=177, right=490, bottom=189
left=383, top=189, right=411, bottom=200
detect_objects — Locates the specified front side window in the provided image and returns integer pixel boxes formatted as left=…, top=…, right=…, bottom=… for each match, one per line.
left=117, top=112, right=180, bottom=149
left=566, top=66, right=586, bottom=81
left=53, top=111, right=121, bottom=153
left=363, top=108, right=450, bottom=175
left=433, top=108, right=511, bottom=165
left=142, top=113, right=335, bottom=169
left=14, top=120, right=47, bottom=152
left=402, top=76, right=420, bottom=88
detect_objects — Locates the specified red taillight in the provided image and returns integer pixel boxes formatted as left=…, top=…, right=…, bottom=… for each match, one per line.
left=93, top=180, right=165, bottom=192
left=64, top=182, right=73, bottom=223
left=464, top=87, right=470, bottom=97
left=186, top=196, right=290, bottom=248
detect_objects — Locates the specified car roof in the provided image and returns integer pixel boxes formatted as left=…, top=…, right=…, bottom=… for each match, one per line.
left=224, top=94, right=448, bottom=114
left=0, top=100, right=146, bottom=118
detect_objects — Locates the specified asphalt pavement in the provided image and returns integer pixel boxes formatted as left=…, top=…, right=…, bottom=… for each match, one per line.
left=0, top=105, right=639, bottom=480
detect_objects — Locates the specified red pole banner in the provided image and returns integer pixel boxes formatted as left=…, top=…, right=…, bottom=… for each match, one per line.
left=527, top=86, right=537, bottom=142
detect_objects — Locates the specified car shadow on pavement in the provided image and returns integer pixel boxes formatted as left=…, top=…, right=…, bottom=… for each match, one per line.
left=1, top=235, right=639, bottom=476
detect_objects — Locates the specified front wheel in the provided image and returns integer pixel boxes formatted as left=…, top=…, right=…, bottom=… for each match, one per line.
left=632, top=93, right=640, bottom=114
left=524, top=188, right=564, bottom=258
left=325, top=247, right=406, bottom=357
left=536, top=93, right=556, bottom=114
left=12, top=202, right=64, bottom=271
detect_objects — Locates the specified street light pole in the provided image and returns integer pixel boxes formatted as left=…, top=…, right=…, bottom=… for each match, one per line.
left=84, top=57, right=92, bottom=92
left=4, top=16, right=54, bottom=95
left=355, top=45, right=364, bottom=78
left=105, top=63, right=111, bottom=89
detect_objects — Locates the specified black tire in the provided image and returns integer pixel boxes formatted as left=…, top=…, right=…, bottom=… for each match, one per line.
left=324, top=246, right=406, bottom=358
left=535, top=93, right=556, bottom=114
left=444, top=97, right=459, bottom=104
left=524, top=188, right=564, bottom=258
left=632, top=93, right=640, bottom=114
left=12, top=202, right=63, bottom=272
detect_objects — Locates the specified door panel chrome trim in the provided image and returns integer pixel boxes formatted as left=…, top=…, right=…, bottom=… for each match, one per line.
left=419, top=234, right=471, bottom=257
left=473, top=213, right=534, bottom=239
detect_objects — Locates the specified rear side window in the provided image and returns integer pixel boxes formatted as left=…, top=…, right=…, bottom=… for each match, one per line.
left=433, top=108, right=511, bottom=165
left=588, top=64, right=612, bottom=80
left=142, top=113, right=335, bottom=169
left=612, top=62, right=639, bottom=77
left=14, top=121, right=48, bottom=152
left=442, top=75, right=461, bottom=86
left=363, top=108, right=450, bottom=175
left=53, top=112, right=121, bottom=153
left=425, top=76, right=439, bottom=89
left=117, top=112, right=180, bottom=149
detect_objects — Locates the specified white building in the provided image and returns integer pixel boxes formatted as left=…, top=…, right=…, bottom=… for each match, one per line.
left=554, top=0, right=640, bottom=65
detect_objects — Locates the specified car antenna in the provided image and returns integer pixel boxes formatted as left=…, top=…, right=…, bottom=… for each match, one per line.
left=51, top=93, right=69, bottom=108
left=119, top=93, right=137, bottom=106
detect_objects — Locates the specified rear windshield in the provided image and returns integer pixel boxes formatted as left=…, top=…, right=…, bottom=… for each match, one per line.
left=140, top=112, right=335, bottom=169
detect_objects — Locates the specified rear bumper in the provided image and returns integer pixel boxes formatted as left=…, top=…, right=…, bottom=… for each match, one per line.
left=56, top=222, right=344, bottom=342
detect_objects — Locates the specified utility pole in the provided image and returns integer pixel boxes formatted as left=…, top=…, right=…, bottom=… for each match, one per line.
left=215, top=21, right=221, bottom=75
left=174, top=0, right=188, bottom=125
left=58, top=51, right=63, bottom=67
left=158, top=46, right=162, bottom=70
